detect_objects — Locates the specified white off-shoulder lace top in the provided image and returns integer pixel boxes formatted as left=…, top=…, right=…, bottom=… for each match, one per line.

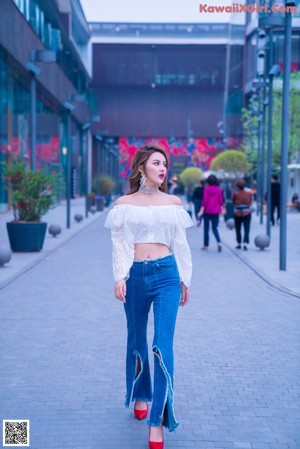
left=104, top=204, right=193, bottom=288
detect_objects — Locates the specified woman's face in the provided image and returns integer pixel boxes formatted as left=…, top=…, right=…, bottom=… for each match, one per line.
left=142, top=152, right=168, bottom=187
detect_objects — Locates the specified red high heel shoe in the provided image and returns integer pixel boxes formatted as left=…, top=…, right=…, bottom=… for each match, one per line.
left=134, top=402, right=148, bottom=420
left=149, top=427, right=164, bottom=449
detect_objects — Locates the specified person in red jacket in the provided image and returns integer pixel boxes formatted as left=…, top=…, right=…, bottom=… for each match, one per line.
left=232, top=179, right=253, bottom=250
left=198, top=174, right=224, bottom=252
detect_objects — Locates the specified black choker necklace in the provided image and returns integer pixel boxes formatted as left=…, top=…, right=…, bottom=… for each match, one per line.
left=138, top=185, right=159, bottom=195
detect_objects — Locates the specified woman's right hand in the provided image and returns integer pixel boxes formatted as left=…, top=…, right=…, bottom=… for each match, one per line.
left=114, top=279, right=126, bottom=302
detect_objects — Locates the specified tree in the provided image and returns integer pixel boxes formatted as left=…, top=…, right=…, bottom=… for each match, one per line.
left=92, top=175, right=115, bottom=197
left=272, top=72, right=300, bottom=165
left=240, top=71, right=300, bottom=167
left=179, top=167, right=204, bottom=200
left=239, top=102, right=260, bottom=174
left=210, top=150, right=250, bottom=179
left=180, top=167, right=203, bottom=187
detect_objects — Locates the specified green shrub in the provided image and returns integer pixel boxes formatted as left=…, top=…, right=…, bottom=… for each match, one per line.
left=210, top=150, right=250, bottom=179
left=3, top=161, right=63, bottom=222
left=180, top=167, right=204, bottom=187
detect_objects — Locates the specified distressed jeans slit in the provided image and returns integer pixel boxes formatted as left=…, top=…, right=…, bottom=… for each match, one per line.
left=148, top=346, right=179, bottom=432
left=135, top=353, right=142, bottom=380
left=126, top=350, right=143, bottom=406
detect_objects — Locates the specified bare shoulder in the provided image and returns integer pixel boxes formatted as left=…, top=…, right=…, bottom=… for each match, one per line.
left=169, top=195, right=182, bottom=206
left=114, top=192, right=141, bottom=205
left=114, top=195, right=130, bottom=205
left=165, top=194, right=182, bottom=206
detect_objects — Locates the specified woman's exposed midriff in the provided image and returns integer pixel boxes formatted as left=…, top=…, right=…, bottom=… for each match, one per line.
left=134, top=243, right=171, bottom=260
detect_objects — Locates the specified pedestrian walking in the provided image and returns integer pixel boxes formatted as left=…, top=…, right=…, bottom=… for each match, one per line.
left=232, top=179, right=253, bottom=250
left=291, top=192, right=299, bottom=207
left=197, top=174, right=223, bottom=252
left=271, top=174, right=280, bottom=225
left=104, top=145, right=193, bottom=449
left=191, top=179, right=205, bottom=226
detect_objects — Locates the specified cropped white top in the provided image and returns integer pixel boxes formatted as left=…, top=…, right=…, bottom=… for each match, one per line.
left=104, top=204, right=193, bottom=287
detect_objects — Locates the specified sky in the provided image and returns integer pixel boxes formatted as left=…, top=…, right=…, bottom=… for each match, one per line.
left=80, top=0, right=232, bottom=23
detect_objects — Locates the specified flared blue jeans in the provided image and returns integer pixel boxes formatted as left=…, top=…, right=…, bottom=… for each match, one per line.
left=124, top=254, right=181, bottom=432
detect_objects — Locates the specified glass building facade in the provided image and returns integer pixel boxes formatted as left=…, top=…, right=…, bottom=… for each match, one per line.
left=0, top=0, right=94, bottom=212
left=12, top=0, right=88, bottom=92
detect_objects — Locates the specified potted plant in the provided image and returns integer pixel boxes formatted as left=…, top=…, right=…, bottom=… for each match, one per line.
left=92, top=175, right=115, bottom=207
left=2, top=161, right=62, bottom=252
left=87, top=192, right=96, bottom=210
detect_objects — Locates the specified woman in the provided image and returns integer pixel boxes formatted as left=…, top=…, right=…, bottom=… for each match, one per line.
left=104, top=146, right=193, bottom=449
left=232, top=179, right=253, bottom=250
left=197, top=174, right=223, bottom=252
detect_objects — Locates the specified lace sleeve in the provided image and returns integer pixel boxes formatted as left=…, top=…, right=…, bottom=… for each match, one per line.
left=104, top=207, right=135, bottom=283
left=111, top=225, right=134, bottom=283
left=171, top=225, right=192, bottom=288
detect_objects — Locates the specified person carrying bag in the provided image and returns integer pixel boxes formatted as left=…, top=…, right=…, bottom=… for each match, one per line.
left=232, top=179, right=253, bottom=250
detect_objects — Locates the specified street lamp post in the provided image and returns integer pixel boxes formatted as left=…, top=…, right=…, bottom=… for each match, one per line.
left=266, top=64, right=280, bottom=238
left=81, top=123, right=90, bottom=218
left=257, top=0, right=286, bottom=239
left=260, top=89, right=268, bottom=225
left=63, top=94, right=87, bottom=227
left=279, top=2, right=294, bottom=271
left=82, top=115, right=100, bottom=217
left=26, top=50, right=55, bottom=171
left=257, top=107, right=262, bottom=217
left=252, top=77, right=269, bottom=222
left=28, top=63, right=40, bottom=172
left=63, top=102, right=75, bottom=229
left=95, top=135, right=102, bottom=195
left=257, top=29, right=267, bottom=225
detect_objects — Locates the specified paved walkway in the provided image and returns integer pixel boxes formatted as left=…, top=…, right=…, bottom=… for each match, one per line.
left=1, top=199, right=299, bottom=297
left=0, top=201, right=299, bottom=449
left=189, top=206, right=300, bottom=298
left=0, top=198, right=100, bottom=289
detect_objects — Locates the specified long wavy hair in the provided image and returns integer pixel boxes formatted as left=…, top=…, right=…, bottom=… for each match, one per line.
left=126, top=146, right=169, bottom=195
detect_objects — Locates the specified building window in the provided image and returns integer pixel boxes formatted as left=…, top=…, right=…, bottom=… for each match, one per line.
left=13, top=0, right=24, bottom=13
left=44, top=21, right=52, bottom=49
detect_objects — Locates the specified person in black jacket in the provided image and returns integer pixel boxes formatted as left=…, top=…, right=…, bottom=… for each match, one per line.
left=271, top=175, right=280, bottom=225
left=191, top=179, right=205, bottom=226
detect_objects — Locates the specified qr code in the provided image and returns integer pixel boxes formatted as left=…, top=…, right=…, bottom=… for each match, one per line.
left=3, top=420, right=30, bottom=446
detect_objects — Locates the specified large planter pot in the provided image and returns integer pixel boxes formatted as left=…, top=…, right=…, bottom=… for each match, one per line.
left=96, top=195, right=105, bottom=211
left=87, top=195, right=96, bottom=209
left=6, top=222, right=47, bottom=252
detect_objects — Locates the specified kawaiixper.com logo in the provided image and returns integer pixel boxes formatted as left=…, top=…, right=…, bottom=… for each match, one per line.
left=199, top=3, right=298, bottom=13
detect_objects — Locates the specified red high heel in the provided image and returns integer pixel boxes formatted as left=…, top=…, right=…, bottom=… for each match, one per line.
left=149, top=427, right=164, bottom=449
left=134, top=402, right=148, bottom=420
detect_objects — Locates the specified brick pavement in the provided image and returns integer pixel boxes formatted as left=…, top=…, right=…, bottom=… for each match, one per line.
left=0, top=198, right=100, bottom=289
left=0, top=208, right=299, bottom=449
left=188, top=204, right=300, bottom=298
left=219, top=212, right=300, bottom=297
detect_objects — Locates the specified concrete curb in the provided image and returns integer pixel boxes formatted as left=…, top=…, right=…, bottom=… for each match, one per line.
left=222, top=240, right=300, bottom=300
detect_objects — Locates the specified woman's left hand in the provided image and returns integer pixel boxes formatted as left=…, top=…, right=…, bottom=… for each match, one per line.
left=180, top=282, right=189, bottom=307
left=197, top=206, right=204, bottom=218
